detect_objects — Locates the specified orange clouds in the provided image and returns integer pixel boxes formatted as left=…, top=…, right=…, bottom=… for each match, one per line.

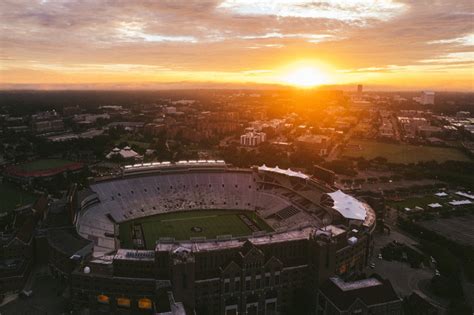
left=0, top=0, right=472, bottom=90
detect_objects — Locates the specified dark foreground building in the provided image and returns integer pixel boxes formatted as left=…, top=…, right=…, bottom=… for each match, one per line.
left=316, top=276, right=402, bottom=315
left=0, top=196, right=48, bottom=297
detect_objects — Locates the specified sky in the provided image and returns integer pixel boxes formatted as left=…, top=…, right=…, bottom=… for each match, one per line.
left=0, top=0, right=473, bottom=91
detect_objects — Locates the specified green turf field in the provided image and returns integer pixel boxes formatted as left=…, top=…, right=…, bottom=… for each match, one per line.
left=18, top=159, right=75, bottom=171
left=0, top=182, right=37, bottom=213
left=342, top=140, right=471, bottom=164
left=119, top=210, right=273, bottom=249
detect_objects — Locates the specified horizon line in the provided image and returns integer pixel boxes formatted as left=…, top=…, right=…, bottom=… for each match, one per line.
left=1, top=83, right=472, bottom=93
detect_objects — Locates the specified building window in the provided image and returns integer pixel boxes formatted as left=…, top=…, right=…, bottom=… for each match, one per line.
left=97, top=294, right=109, bottom=304
left=117, top=297, right=131, bottom=308
left=138, top=298, right=152, bottom=310
left=235, top=279, right=240, bottom=291
left=247, top=303, right=258, bottom=315
left=266, top=300, right=277, bottom=315
left=182, top=274, right=187, bottom=289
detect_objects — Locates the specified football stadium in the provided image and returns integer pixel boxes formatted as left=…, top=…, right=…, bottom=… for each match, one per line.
left=47, top=160, right=376, bottom=314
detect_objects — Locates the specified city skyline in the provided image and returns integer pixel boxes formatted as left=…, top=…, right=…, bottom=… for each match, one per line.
left=1, top=0, right=473, bottom=91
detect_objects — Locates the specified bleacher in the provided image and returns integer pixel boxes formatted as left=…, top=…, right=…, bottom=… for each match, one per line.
left=275, top=206, right=300, bottom=220
left=76, top=168, right=328, bottom=253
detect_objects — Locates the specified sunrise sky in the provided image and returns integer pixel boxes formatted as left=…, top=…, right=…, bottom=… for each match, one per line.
left=0, top=0, right=473, bottom=90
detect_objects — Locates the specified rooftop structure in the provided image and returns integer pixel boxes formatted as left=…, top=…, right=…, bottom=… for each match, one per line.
left=327, top=190, right=368, bottom=221
left=106, top=146, right=141, bottom=160
left=455, top=191, right=474, bottom=200
left=317, top=276, right=402, bottom=315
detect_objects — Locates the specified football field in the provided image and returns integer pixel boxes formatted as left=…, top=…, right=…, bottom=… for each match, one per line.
left=18, top=159, right=75, bottom=171
left=119, top=209, right=273, bottom=249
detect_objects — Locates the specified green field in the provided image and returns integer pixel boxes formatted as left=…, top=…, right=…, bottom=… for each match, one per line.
left=18, top=159, right=74, bottom=171
left=119, top=210, right=273, bottom=249
left=343, top=140, right=471, bottom=164
left=0, top=182, right=37, bottom=213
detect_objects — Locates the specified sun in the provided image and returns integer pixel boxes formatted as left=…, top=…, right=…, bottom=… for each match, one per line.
left=282, top=66, right=328, bottom=88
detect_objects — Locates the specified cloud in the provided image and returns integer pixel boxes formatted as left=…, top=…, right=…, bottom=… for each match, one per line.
left=218, top=0, right=407, bottom=22
left=0, top=0, right=472, bottom=90
left=239, top=32, right=340, bottom=43
left=428, top=34, right=474, bottom=46
left=117, top=22, right=198, bottom=43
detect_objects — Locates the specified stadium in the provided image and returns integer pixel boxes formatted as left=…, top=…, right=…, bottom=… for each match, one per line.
left=4, top=159, right=84, bottom=184
left=50, top=160, right=376, bottom=314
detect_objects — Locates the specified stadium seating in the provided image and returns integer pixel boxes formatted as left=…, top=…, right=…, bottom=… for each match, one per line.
left=76, top=170, right=328, bottom=252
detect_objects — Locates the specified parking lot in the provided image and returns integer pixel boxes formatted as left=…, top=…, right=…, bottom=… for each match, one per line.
left=368, top=229, right=448, bottom=309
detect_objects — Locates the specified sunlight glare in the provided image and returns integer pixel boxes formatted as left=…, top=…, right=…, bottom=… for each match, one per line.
left=282, top=66, right=328, bottom=88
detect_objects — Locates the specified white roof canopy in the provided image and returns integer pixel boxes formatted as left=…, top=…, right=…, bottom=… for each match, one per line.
left=455, top=191, right=474, bottom=200
left=258, top=165, right=309, bottom=180
left=449, top=199, right=472, bottom=206
left=327, top=190, right=367, bottom=221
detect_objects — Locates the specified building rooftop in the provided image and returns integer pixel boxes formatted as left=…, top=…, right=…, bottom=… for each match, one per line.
left=114, top=249, right=155, bottom=261
left=47, top=228, right=92, bottom=257
left=320, top=276, right=400, bottom=311
left=327, top=190, right=367, bottom=221
left=331, top=276, right=382, bottom=291
left=156, top=227, right=317, bottom=253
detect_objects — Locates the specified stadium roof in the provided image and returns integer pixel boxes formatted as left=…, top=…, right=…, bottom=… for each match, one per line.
left=258, top=165, right=309, bottom=180
left=327, top=190, right=367, bottom=221
left=123, top=160, right=226, bottom=171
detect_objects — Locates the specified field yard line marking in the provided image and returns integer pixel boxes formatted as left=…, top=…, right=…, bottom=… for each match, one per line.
left=160, top=215, right=218, bottom=222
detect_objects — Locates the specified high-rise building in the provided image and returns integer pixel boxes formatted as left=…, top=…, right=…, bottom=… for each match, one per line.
left=420, top=91, right=435, bottom=105
left=240, top=131, right=266, bottom=146
left=357, top=84, right=363, bottom=94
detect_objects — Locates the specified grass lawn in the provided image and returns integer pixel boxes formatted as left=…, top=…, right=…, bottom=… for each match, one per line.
left=18, top=159, right=74, bottom=171
left=342, top=140, right=471, bottom=164
left=0, top=182, right=37, bottom=213
left=119, top=209, right=273, bottom=249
